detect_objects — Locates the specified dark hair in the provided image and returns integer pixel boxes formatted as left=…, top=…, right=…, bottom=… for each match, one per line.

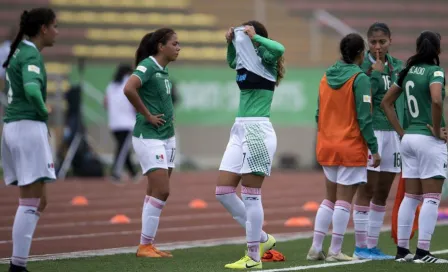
left=340, top=33, right=365, bottom=64
left=113, top=64, right=133, bottom=83
left=242, top=20, right=285, bottom=86
left=367, top=22, right=391, bottom=38
left=2, top=8, right=56, bottom=68
left=134, top=28, right=176, bottom=67
left=397, top=31, right=441, bottom=86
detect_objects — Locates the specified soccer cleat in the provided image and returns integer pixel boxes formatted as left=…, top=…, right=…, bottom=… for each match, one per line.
left=413, top=248, right=448, bottom=264
left=369, top=247, right=395, bottom=260
left=395, top=246, right=414, bottom=263
left=8, top=262, right=29, bottom=272
left=352, top=247, right=371, bottom=260
left=154, top=248, right=173, bottom=258
left=306, top=246, right=326, bottom=261
left=325, top=251, right=354, bottom=262
left=260, top=234, right=276, bottom=257
left=224, top=255, right=262, bottom=269
left=136, top=244, right=163, bottom=258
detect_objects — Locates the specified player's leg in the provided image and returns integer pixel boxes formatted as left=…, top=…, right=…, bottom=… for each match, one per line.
left=353, top=131, right=382, bottom=259
left=352, top=170, right=376, bottom=259
left=395, top=135, right=422, bottom=262
left=7, top=121, right=56, bottom=271
left=368, top=132, right=400, bottom=259
left=216, top=122, right=271, bottom=249
left=224, top=120, right=276, bottom=269
left=326, top=166, right=365, bottom=262
left=307, top=167, right=336, bottom=261
left=132, top=137, right=171, bottom=258
left=412, top=136, right=448, bottom=263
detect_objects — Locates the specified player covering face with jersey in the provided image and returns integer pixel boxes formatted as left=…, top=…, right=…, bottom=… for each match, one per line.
left=217, top=20, right=285, bottom=270
left=1, top=8, right=58, bottom=272
left=381, top=30, right=448, bottom=264
left=123, top=28, right=180, bottom=258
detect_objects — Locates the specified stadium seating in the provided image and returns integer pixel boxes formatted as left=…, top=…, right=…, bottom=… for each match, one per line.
left=282, top=0, right=448, bottom=67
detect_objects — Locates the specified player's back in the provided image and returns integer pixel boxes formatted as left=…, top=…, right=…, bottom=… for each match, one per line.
left=401, top=64, right=445, bottom=136
left=4, top=40, right=47, bottom=123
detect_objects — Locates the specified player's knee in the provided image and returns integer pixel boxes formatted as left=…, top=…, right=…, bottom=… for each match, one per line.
left=38, top=197, right=47, bottom=212
left=153, top=189, right=170, bottom=202
left=372, top=187, right=390, bottom=206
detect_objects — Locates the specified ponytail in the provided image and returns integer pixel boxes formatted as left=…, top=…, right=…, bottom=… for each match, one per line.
left=134, top=28, right=176, bottom=67
left=276, top=55, right=285, bottom=86
left=2, top=8, right=56, bottom=69
left=397, top=31, right=441, bottom=86
left=2, top=11, right=28, bottom=68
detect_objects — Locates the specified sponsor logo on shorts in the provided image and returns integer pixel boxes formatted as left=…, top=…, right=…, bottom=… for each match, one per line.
left=47, top=163, right=54, bottom=169
left=156, top=154, right=164, bottom=163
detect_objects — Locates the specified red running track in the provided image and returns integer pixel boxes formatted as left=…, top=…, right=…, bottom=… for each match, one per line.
left=0, top=171, right=422, bottom=257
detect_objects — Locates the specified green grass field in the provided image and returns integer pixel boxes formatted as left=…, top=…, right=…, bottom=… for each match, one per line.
left=2, top=225, right=448, bottom=271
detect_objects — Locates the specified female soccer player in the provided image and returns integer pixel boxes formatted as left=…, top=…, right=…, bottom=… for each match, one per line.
left=1, top=8, right=58, bottom=272
left=123, top=28, right=180, bottom=258
left=216, top=21, right=285, bottom=270
left=353, top=22, right=404, bottom=260
left=307, top=33, right=380, bottom=262
left=381, top=30, right=448, bottom=264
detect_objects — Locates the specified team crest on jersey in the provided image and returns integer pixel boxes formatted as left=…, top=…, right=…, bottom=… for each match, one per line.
left=28, top=65, right=40, bottom=74
left=156, top=154, right=164, bottom=163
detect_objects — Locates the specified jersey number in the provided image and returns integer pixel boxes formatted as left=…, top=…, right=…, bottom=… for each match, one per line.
left=382, top=75, right=391, bottom=90
left=164, top=79, right=171, bottom=95
left=405, top=80, right=419, bottom=118
left=393, top=152, right=401, bottom=168
left=5, top=72, right=13, bottom=104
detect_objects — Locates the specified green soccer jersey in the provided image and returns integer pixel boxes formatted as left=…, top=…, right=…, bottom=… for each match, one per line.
left=3, top=40, right=47, bottom=123
left=227, top=34, right=285, bottom=118
left=396, top=64, right=445, bottom=136
left=361, top=52, right=405, bottom=130
left=132, top=56, right=175, bottom=140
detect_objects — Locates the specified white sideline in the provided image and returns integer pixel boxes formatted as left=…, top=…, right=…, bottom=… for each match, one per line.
left=1, top=222, right=448, bottom=266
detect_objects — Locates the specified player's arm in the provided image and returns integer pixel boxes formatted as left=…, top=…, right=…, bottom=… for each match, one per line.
left=428, top=68, right=445, bottom=139
left=124, top=65, right=165, bottom=127
left=252, top=35, right=285, bottom=64
left=381, top=83, right=405, bottom=137
left=227, top=42, right=236, bottom=69
left=21, top=56, right=48, bottom=118
left=354, top=74, right=378, bottom=154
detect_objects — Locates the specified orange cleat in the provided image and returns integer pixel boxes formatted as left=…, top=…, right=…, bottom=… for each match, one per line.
left=136, top=244, right=162, bottom=258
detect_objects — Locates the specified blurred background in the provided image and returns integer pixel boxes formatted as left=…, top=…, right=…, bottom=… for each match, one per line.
left=0, top=0, right=447, bottom=179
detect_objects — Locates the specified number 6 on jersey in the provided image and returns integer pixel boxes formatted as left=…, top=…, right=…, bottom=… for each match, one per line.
left=405, top=81, right=419, bottom=118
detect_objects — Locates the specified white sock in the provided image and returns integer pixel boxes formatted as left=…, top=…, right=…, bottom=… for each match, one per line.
left=417, top=193, right=441, bottom=251
left=353, top=205, right=369, bottom=248
left=11, top=198, right=41, bottom=267
left=367, top=202, right=386, bottom=249
left=216, top=186, right=268, bottom=242
left=312, top=199, right=334, bottom=252
left=397, top=193, right=422, bottom=249
left=330, top=200, right=351, bottom=254
left=241, top=186, right=263, bottom=262
left=141, top=196, right=165, bottom=245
